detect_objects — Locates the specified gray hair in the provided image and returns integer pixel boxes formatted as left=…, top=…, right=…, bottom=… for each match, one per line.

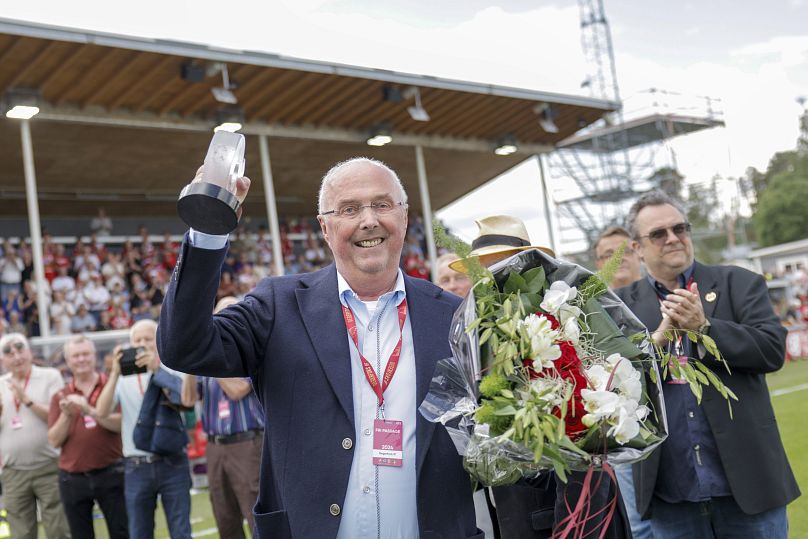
left=0, top=332, right=28, bottom=354
left=317, top=157, right=408, bottom=215
left=592, top=225, right=631, bottom=256
left=63, top=334, right=95, bottom=358
left=626, top=190, right=687, bottom=238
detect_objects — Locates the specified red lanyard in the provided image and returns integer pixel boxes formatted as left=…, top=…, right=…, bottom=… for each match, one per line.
left=12, top=371, right=32, bottom=413
left=68, top=373, right=106, bottom=406
left=136, top=373, right=145, bottom=396
left=341, top=298, right=407, bottom=408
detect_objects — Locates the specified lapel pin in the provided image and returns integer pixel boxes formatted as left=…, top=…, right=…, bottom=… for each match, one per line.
left=705, top=291, right=717, bottom=303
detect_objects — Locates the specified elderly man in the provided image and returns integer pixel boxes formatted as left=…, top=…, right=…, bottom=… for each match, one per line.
left=592, top=225, right=649, bottom=539
left=434, top=253, right=472, bottom=298
left=181, top=296, right=264, bottom=538
left=0, top=333, right=70, bottom=539
left=616, top=191, right=800, bottom=538
left=96, top=319, right=191, bottom=539
left=48, top=335, right=128, bottom=538
left=158, top=157, right=481, bottom=538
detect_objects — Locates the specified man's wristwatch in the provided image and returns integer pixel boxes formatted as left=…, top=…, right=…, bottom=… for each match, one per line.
left=24, top=399, right=33, bottom=407
left=698, top=318, right=712, bottom=336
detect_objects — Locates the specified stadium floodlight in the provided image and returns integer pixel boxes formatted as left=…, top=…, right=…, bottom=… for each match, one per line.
left=494, top=136, right=518, bottom=156
left=367, top=123, right=393, bottom=146
left=214, top=106, right=244, bottom=132
left=402, top=87, right=430, bottom=122
left=534, top=102, right=559, bottom=134
left=211, top=64, right=238, bottom=105
left=4, top=88, right=41, bottom=119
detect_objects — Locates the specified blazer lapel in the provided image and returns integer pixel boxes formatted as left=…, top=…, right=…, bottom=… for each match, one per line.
left=693, top=262, right=720, bottom=319
left=406, top=277, right=454, bottom=476
left=629, top=279, right=664, bottom=332
left=296, top=265, right=355, bottom=428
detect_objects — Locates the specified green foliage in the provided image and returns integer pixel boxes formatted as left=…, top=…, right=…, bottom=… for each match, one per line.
left=475, top=401, right=513, bottom=436
left=479, top=372, right=510, bottom=398
left=753, top=163, right=808, bottom=246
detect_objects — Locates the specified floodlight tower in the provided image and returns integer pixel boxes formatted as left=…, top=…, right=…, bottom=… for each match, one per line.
left=546, top=0, right=724, bottom=252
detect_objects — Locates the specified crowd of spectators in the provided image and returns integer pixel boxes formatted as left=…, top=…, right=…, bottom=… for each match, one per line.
left=0, top=213, right=431, bottom=338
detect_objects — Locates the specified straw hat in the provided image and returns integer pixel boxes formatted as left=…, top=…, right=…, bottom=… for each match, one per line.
left=449, top=215, right=555, bottom=272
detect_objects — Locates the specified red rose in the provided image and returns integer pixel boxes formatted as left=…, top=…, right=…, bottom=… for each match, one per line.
left=539, top=312, right=560, bottom=330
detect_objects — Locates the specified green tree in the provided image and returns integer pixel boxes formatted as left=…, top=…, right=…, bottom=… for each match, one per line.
left=753, top=160, right=808, bottom=246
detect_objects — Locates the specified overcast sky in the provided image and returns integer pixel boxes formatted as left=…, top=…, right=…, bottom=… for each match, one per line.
left=2, top=1, right=807, bottom=252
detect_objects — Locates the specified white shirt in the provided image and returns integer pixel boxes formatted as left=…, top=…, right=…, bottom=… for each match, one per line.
left=336, top=270, right=418, bottom=539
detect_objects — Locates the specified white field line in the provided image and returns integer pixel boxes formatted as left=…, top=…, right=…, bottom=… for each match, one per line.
left=191, top=528, right=220, bottom=538
left=771, top=382, right=808, bottom=397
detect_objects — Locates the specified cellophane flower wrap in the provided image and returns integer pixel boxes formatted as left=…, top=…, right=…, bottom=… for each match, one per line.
left=420, top=248, right=668, bottom=486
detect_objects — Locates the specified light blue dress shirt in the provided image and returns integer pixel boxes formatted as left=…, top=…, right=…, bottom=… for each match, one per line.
left=336, top=270, right=418, bottom=539
left=189, top=230, right=419, bottom=538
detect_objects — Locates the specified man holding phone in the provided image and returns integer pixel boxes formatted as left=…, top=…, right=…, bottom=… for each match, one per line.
left=96, top=319, right=192, bottom=539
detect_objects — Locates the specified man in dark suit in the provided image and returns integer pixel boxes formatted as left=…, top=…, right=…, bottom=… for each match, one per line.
left=616, top=191, right=799, bottom=538
left=158, top=157, right=482, bottom=538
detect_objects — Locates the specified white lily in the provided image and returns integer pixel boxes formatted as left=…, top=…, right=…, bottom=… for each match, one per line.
left=540, top=281, right=579, bottom=314
left=608, top=406, right=641, bottom=444
left=519, top=313, right=562, bottom=370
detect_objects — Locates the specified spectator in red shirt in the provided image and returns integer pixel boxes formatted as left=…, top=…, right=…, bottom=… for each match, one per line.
left=48, top=335, right=128, bottom=538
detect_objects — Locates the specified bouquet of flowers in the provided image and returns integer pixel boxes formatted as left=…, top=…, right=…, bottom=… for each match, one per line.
left=421, top=242, right=734, bottom=486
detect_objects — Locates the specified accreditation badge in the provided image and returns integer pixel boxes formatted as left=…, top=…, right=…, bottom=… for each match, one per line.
left=373, top=419, right=403, bottom=467
left=667, top=355, right=689, bottom=385
left=218, top=399, right=231, bottom=419
left=11, top=415, right=23, bottom=429
left=83, top=415, right=97, bottom=429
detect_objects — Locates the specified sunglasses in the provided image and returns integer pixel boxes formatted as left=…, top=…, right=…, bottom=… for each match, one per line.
left=2, top=341, right=25, bottom=355
left=637, top=222, right=691, bottom=245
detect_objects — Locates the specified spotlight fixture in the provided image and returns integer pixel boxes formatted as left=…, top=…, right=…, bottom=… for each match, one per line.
left=210, top=63, right=238, bottom=104
left=402, top=87, right=430, bottom=122
left=367, top=123, right=393, bottom=146
left=534, top=102, right=559, bottom=133
left=4, top=88, right=41, bottom=119
left=494, top=136, right=518, bottom=156
left=214, top=106, right=245, bottom=132
left=382, top=86, right=404, bottom=103
left=180, top=62, right=206, bottom=83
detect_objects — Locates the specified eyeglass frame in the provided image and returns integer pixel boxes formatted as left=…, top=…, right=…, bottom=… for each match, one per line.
left=2, top=341, right=26, bottom=355
left=635, top=222, right=692, bottom=245
left=595, top=246, right=636, bottom=262
left=320, top=200, right=407, bottom=219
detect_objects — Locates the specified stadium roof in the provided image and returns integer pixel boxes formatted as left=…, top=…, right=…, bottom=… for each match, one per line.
left=0, top=18, right=616, bottom=220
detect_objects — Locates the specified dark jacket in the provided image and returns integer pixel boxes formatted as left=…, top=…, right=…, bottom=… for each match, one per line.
left=157, top=237, right=482, bottom=539
left=616, top=261, right=800, bottom=517
left=133, top=366, right=187, bottom=456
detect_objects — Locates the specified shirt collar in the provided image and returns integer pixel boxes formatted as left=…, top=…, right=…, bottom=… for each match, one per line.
left=647, top=260, right=697, bottom=298
left=337, top=269, right=406, bottom=308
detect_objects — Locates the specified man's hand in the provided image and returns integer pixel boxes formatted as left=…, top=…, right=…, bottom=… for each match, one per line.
left=135, top=347, right=160, bottom=372
left=64, top=393, right=90, bottom=415
left=652, top=313, right=674, bottom=347
left=7, top=379, right=29, bottom=405
left=59, top=398, right=78, bottom=417
left=661, top=282, right=707, bottom=332
left=191, top=166, right=252, bottom=205
left=110, top=345, right=123, bottom=376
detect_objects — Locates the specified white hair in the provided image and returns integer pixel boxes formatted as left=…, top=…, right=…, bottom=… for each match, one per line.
left=317, top=157, right=408, bottom=215
left=0, top=332, right=28, bottom=353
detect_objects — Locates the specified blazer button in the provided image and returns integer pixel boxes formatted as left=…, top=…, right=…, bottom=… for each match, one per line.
left=329, top=503, right=341, bottom=516
left=341, top=437, right=353, bottom=450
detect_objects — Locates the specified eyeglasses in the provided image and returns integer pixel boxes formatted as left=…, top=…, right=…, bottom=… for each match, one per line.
left=637, top=222, right=692, bottom=245
left=320, top=201, right=406, bottom=219
left=2, top=341, right=25, bottom=355
left=596, top=247, right=635, bottom=262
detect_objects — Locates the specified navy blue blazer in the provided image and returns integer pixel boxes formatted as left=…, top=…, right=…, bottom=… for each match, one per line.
left=616, top=262, right=800, bottom=517
left=158, top=238, right=482, bottom=538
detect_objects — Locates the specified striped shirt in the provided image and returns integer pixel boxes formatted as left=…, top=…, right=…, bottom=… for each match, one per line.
left=197, top=377, right=264, bottom=436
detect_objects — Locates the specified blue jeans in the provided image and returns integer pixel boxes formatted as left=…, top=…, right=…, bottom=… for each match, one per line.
left=124, top=454, right=192, bottom=539
left=650, top=496, right=788, bottom=538
left=614, top=464, right=652, bottom=539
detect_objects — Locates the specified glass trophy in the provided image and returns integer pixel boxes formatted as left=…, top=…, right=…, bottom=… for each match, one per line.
left=177, top=131, right=246, bottom=235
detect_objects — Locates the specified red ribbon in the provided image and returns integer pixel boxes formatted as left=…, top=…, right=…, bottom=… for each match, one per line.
left=341, top=299, right=408, bottom=408
left=551, top=460, right=619, bottom=539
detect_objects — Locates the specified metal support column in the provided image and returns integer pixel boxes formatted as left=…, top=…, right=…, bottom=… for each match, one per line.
left=537, top=153, right=558, bottom=255
left=414, top=145, right=437, bottom=278
left=258, top=135, right=284, bottom=276
left=20, top=119, right=50, bottom=337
